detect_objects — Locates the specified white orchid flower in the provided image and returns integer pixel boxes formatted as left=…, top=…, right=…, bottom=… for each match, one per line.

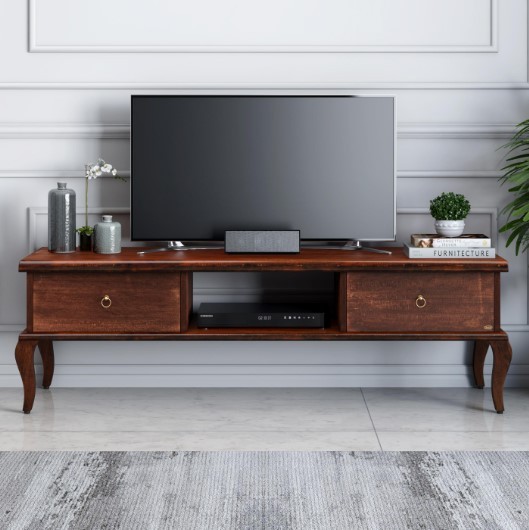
left=82, top=158, right=121, bottom=230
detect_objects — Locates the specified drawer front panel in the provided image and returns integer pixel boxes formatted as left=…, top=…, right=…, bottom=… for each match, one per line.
left=346, top=271, right=495, bottom=332
left=32, top=272, right=181, bottom=333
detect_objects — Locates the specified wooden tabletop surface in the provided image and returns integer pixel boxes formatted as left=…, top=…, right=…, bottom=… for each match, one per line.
left=19, top=247, right=509, bottom=272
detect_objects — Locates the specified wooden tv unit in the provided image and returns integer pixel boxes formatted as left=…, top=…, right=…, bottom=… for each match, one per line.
left=16, top=247, right=511, bottom=414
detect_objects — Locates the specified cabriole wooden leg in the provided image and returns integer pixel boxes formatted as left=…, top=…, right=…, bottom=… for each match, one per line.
left=490, top=340, right=513, bottom=414
left=472, top=340, right=489, bottom=389
left=38, top=340, right=55, bottom=389
left=15, top=339, right=38, bottom=414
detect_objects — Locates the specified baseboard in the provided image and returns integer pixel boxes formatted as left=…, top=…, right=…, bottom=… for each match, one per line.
left=1, top=366, right=528, bottom=388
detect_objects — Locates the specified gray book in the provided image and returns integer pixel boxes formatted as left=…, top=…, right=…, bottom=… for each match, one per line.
left=403, top=243, right=496, bottom=259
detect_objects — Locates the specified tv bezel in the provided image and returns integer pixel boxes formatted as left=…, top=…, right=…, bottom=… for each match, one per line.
left=130, top=93, right=397, bottom=244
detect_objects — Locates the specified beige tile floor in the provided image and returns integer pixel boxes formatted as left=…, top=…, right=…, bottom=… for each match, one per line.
left=0, top=387, right=528, bottom=451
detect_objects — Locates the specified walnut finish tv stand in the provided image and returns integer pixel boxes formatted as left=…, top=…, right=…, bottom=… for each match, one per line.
left=16, top=247, right=511, bottom=414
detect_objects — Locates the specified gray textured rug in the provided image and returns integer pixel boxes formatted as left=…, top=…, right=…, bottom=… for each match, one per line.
left=1, top=452, right=528, bottom=530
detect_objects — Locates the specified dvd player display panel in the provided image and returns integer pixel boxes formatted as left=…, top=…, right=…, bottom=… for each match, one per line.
left=197, top=303, right=325, bottom=328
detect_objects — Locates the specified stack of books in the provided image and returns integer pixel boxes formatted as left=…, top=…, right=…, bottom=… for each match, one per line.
left=403, top=234, right=495, bottom=259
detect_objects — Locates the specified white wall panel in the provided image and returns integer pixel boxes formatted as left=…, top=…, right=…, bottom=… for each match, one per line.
left=30, top=0, right=496, bottom=52
left=0, top=0, right=528, bottom=387
left=0, top=1, right=524, bottom=86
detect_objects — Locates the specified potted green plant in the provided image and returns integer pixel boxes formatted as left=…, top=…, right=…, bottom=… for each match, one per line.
left=499, top=119, right=529, bottom=255
left=76, top=159, right=123, bottom=250
left=429, top=192, right=471, bottom=237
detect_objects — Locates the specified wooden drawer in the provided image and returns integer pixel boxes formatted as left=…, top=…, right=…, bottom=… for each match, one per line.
left=30, top=272, right=181, bottom=333
left=346, top=271, right=496, bottom=333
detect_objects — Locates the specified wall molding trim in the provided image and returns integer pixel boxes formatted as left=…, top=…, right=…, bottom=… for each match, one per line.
left=398, top=123, right=516, bottom=139
left=4, top=363, right=529, bottom=379
left=0, top=122, right=516, bottom=140
left=0, top=170, right=502, bottom=180
left=503, top=325, right=529, bottom=333
left=398, top=171, right=502, bottom=179
left=0, top=123, right=128, bottom=139
left=0, top=325, right=24, bottom=332
left=0, top=170, right=130, bottom=179
left=0, top=371, right=527, bottom=388
left=1, top=82, right=528, bottom=91
left=29, top=0, right=498, bottom=54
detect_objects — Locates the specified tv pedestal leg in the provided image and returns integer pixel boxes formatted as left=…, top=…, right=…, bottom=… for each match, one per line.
left=38, top=340, right=54, bottom=389
left=472, top=340, right=489, bottom=389
left=490, top=340, right=512, bottom=414
left=473, top=339, right=513, bottom=414
left=343, top=241, right=392, bottom=255
left=137, top=241, right=224, bottom=255
left=15, top=338, right=38, bottom=414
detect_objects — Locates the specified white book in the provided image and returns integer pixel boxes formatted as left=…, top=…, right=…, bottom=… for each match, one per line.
left=403, top=244, right=496, bottom=259
left=432, top=238, right=491, bottom=248
left=410, top=234, right=491, bottom=248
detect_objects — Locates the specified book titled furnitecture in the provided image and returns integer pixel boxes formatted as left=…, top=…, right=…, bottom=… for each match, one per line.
left=410, top=234, right=491, bottom=248
left=403, top=243, right=496, bottom=259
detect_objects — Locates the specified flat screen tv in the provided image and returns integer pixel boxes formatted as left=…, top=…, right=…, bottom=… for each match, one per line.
left=131, top=95, right=395, bottom=244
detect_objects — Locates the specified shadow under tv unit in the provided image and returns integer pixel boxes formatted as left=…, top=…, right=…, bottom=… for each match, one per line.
left=16, top=247, right=511, bottom=414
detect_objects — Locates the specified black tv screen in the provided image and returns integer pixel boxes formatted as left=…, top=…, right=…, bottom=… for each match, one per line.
left=131, top=95, right=395, bottom=242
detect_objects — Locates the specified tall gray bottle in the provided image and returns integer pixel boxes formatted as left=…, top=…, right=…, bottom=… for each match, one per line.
left=48, top=182, right=76, bottom=253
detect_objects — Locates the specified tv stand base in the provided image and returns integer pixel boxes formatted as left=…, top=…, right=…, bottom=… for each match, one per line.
left=138, top=241, right=186, bottom=255
left=138, top=241, right=223, bottom=255
left=302, top=240, right=392, bottom=254
left=16, top=247, right=511, bottom=415
left=138, top=240, right=392, bottom=255
left=342, top=240, right=392, bottom=254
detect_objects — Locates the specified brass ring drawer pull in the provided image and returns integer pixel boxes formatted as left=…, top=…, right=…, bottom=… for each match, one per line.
left=415, top=295, right=426, bottom=308
left=101, top=295, right=112, bottom=309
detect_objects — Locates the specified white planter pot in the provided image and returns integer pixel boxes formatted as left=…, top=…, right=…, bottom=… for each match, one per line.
left=434, top=220, right=465, bottom=237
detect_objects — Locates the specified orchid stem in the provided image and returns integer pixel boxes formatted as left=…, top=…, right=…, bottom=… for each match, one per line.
left=85, top=174, right=89, bottom=228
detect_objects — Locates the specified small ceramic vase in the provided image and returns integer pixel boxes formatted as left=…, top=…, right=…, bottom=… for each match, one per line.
left=94, top=215, right=121, bottom=254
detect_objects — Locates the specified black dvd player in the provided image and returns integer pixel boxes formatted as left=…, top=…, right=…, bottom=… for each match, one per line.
left=197, top=303, right=325, bottom=328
